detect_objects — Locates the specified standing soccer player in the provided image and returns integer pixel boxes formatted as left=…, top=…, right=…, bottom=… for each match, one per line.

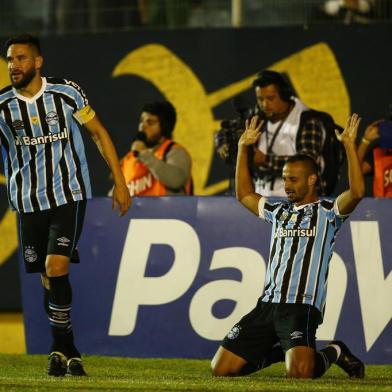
left=211, top=114, right=365, bottom=379
left=0, top=34, right=131, bottom=376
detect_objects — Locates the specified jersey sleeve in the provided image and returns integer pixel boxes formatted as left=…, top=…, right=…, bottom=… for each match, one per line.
left=64, top=79, right=96, bottom=124
left=323, top=199, right=348, bottom=228
left=259, top=197, right=282, bottom=224
left=333, top=199, right=350, bottom=222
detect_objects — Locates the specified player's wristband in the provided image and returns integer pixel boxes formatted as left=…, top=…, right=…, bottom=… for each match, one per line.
left=361, top=137, right=371, bottom=145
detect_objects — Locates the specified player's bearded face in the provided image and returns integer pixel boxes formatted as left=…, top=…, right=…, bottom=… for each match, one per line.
left=10, top=65, right=36, bottom=89
left=286, top=182, right=309, bottom=203
left=283, top=163, right=312, bottom=203
left=7, top=44, right=40, bottom=90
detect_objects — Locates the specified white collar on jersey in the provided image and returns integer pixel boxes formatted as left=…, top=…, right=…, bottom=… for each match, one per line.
left=12, top=77, right=47, bottom=104
left=293, top=200, right=321, bottom=211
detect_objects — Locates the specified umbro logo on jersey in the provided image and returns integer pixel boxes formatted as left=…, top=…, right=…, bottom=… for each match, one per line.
left=11, top=119, right=24, bottom=130
left=57, top=237, right=71, bottom=247
left=290, top=331, right=303, bottom=340
left=14, top=129, right=68, bottom=146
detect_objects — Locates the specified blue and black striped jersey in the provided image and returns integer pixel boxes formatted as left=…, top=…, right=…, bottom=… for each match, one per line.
left=258, top=198, right=347, bottom=314
left=0, top=77, right=95, bottom=212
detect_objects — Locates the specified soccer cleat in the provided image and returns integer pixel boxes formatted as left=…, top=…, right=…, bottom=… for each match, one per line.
left=330, top=340, right=365, bottom=379
left=66, top=358, right=87, bottom=376
left=47, top=352, right=67, bottom=377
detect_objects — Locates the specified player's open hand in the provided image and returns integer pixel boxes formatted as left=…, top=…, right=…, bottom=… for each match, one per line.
left=112, top=183, right=132, bottom=217
left=238, top=116, right=263, bottom=147
left=335, top=113, right=361, bottom=146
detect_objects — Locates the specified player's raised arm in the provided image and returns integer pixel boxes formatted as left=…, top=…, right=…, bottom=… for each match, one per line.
left=235, top=116, right=263, bottom=215
left=335, top=113, right=365, bottom=215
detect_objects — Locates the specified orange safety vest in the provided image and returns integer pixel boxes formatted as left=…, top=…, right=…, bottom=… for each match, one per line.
left=121, top=139, right=192, bottom=196
left=373, top=147, right=392, bottom=198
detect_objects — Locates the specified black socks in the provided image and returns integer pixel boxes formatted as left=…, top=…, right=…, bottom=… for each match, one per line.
left=313, top=346, right=339, bottom=378
left=47, top=275, right=80, bottom=359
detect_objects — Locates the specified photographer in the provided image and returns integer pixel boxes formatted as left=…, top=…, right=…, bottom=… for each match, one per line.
left=215, top=70, right=341, bottom=197
left=251, top=70, right=326, bottom=196
left=357, top=113, right=392, bottom=197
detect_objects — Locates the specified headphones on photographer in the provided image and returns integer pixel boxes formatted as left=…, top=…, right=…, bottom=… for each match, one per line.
left=252, top=70, right=294, bottom=102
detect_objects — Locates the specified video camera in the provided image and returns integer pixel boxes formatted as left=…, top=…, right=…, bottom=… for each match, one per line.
left=214, top=96, right=257, bottom=165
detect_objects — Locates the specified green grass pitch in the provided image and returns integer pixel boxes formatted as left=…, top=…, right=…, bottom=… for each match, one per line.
left=0, top=354, right=391, bottom=391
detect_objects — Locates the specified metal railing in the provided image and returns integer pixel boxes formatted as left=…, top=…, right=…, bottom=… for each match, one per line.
left=0, top=0, right=391, bottom=36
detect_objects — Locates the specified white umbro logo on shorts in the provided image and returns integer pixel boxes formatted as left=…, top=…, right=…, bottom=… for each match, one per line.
left=57, top=237, right=71, bottom=247
left=290, top=331, right=303, bottom=339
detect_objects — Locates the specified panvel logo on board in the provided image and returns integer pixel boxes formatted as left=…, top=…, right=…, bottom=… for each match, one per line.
left=109, top=216, right=391, bottom=353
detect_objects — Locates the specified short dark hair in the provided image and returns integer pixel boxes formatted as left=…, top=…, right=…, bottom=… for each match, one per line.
left=141, top=101, right=176, bottom=138
left=252, top=70, right=294, bottom=102
left=4, top=34, right=41, bottom=55
left=286, top=154, right=319, bottom=177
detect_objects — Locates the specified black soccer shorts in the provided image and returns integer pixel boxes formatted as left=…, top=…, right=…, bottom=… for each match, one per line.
left=222, top=299, right=322, bottom=366
left=19, top=200, right=87, bottom=273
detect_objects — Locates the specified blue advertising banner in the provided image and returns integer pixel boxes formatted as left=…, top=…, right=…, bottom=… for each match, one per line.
left=20, top=197, right=391, bottom=364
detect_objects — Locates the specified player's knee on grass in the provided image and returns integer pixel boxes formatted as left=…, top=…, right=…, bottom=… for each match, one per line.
left=285, top=347, right=315, bottom=379
left=210, top=361, right=230, bottom=377
left=286, top=361, right=314, bottom=378
left=211, top=346, right=247, bottom=377
left=210, top=362, right=244, bottom=377
left=211, top=355, right=233, bottom=376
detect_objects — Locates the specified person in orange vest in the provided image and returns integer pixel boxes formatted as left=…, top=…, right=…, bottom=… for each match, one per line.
left=357, top=120, right=392, bottom=197
left=120, top=101, right=192, bottom=196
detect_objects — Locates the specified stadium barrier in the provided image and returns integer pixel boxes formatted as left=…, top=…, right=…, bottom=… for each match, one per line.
left=19, top=197, right=391, bottom=364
